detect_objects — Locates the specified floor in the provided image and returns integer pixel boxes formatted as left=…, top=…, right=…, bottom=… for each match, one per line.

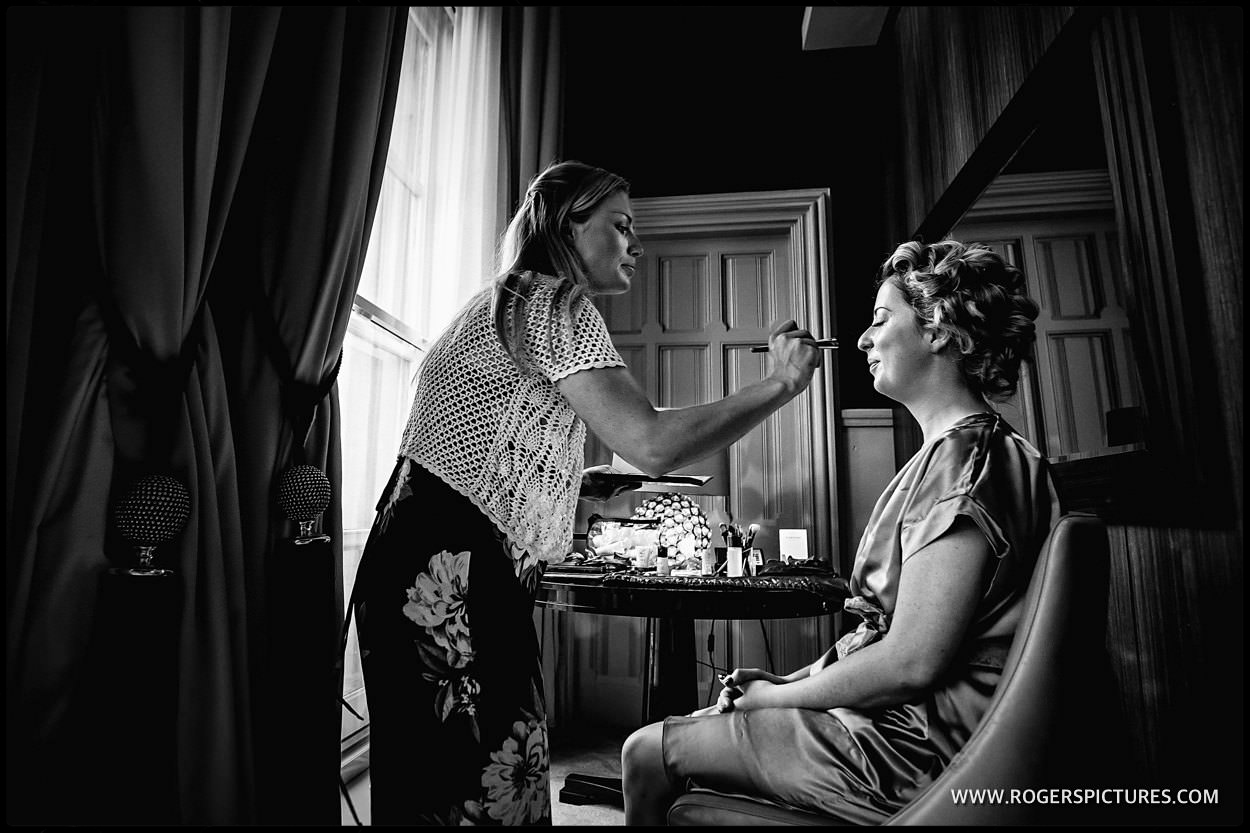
left=340, top=725, right=629, bottom=826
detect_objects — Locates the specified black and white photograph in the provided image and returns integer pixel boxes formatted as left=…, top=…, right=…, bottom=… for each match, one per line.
left=7, top=5, right=1242, bottom=827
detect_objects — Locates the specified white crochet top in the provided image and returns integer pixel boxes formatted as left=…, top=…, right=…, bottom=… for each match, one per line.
left=397, top=272, right=626, bottom=564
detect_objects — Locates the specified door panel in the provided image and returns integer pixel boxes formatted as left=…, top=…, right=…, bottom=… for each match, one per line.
left=577, top=226, right=831, bottom=720
left=591, top=231, right=816, bottom=556
left=658, top=254, right=712, bottom=332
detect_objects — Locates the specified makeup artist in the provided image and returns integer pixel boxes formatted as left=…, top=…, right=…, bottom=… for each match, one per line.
left=621, top=239, right=1061, bottom=825
left=351, top=160, right=821, bottom=825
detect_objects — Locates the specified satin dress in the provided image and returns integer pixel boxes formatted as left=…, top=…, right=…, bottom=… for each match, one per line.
left=661, top=413, right=1061, bottom=823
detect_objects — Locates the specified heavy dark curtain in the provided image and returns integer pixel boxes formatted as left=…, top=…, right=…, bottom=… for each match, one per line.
left=500, top=6, right=564, bottom=215
left=6, top=6, right=404, bottom=825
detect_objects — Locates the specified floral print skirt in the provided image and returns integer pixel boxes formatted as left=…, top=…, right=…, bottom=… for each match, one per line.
left=353, top=457, right=551, bottom=826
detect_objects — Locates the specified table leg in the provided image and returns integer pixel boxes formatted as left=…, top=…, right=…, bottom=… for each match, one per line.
left=559, top=616, right=699, bottom=809
left=647, top=615, right=698, bottom=723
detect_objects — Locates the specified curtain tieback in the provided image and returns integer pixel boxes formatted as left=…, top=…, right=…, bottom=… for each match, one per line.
left=280, top=349, right=343, bottom=450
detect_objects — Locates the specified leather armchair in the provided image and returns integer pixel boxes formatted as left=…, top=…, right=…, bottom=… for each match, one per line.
left=668, top=513, right=1122, bottom=826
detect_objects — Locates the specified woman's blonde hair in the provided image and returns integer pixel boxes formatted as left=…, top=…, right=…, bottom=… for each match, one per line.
left=492, top=160, right=630, bottom=370
left=879, top=239, right=1040, bottom=401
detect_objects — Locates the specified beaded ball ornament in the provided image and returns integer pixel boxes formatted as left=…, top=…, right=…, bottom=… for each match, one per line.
left=631, top=493, right=712, bottom=562
left=277, top=464, right=332, bottom=522
left=113, top=474, right=191, bottom=546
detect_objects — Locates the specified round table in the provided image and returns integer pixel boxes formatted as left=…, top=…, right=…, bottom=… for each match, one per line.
left=537, top=569, right=849, bottom=807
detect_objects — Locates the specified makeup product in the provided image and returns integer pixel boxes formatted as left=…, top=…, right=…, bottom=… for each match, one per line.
left=726, top=526, right=744, bottom=577
left=655, top=547, right=671, bottom=576
left=700, top=544, right=716, bottom=576
left=749, top=338, right=838, bottom=353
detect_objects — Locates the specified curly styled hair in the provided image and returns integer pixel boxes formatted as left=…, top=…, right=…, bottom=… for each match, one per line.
left=878, top=239, right=1040, bottom=401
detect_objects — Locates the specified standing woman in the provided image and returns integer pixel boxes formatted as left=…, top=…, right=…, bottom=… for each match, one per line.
left=621, top=239, right=1061, bottom=824
left=353, top=160, right=821, bottom=825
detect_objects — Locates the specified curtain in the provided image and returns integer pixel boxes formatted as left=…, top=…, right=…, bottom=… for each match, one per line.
left=420, top=6, right=505, bottom=334
left=500, top=6, right=565, bottom=222
left=210, top=8, right=405, bottom=824
left=6, top=6, right=404, bottom=825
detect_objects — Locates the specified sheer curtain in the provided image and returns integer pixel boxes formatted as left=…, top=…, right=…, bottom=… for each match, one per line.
left=355, top=6, right=502, bottom=337
left=424, top=6, right=504, bottom=329
left=340, top=4, right=505, bottom=759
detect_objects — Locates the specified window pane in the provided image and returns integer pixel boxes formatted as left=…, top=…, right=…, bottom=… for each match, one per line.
left=338, top=313, right=421, bottom=745
left=356, top=11, right=442, bottom=311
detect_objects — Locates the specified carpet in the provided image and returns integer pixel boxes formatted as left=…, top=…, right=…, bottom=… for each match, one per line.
left=340, top=725, right=630, bottom=826
left=549, top=725, right=630, bottom=826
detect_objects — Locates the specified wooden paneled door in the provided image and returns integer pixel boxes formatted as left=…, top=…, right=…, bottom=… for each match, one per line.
left=593, top=230, right=819, bottom=554
left=566, top=190, right=841, bottom=724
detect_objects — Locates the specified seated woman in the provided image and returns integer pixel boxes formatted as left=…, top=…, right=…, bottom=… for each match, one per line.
left=621, top=239, right=1061, bottom=825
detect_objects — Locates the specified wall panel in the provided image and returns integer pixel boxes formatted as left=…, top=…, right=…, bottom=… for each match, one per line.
left=893, top=6, right=1076, bottom=234
left=889, top=7, right=1242, bottom=820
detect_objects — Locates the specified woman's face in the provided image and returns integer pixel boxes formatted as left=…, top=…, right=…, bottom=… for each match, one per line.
left=569, top=190, right=643, bottom=295
left=857, top=280, right=934, bottom=401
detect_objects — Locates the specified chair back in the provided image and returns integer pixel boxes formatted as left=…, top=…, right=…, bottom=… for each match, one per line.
left=885, top=512, right=1112, bottom=825
left=668, top=513, right=1118, bottom=826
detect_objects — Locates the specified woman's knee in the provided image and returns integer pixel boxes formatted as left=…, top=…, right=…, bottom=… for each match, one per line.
left=621, top=721, right=664, bottom=775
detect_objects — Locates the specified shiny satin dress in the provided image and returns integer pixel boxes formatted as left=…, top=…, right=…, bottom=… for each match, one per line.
left=661, top=413, right=1061, bottom=823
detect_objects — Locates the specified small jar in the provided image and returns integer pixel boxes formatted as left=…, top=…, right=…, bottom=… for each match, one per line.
left=655, top=547, right=671, bottom=577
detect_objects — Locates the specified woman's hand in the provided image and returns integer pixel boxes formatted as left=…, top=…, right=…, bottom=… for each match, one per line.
left=558, top=318, right=822, bottom=479
left=721, top=667, right=788, bottom=687
left=714, top=685, right=741, bottom=713
left=766, top=319, right=821, bottom=395
left=714, top=667, right=787, bottom=713
left=578, top=465, right=640, bottom=502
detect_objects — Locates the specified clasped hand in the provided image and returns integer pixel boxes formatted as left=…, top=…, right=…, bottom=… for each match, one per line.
left=714, top=667, right=788, bottom=713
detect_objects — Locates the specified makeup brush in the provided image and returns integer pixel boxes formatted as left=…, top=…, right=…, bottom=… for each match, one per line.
left=750, top=338, right=838, bottom=353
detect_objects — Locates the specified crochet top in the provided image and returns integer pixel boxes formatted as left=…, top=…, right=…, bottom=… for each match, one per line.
left=397, top=272, right=626, bottom=564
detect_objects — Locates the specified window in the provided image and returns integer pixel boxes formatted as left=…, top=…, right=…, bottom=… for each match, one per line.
left=339, top=5, right=503, bottom=763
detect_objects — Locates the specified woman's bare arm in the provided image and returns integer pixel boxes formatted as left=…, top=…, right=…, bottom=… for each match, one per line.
left=731, top=518, right=992, bottom=711
left=557, top=320, right=820, bottom=476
